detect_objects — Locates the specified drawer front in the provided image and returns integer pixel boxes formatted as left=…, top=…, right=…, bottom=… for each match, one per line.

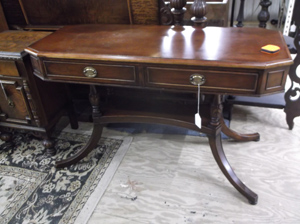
left=0, top=60, right=19, bottom=77
left=44, top=61, right=138, bottom=85
left=258, top=67, right=289, bottom=95
left=0, top=79, right=32, bottom=124
left=145, top=67, right=259, bottom=94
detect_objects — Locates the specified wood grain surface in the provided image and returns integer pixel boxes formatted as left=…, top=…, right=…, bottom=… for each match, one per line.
left=26, top=24, right=292, bottom=69
left=0, top=31, right=50, bottom=58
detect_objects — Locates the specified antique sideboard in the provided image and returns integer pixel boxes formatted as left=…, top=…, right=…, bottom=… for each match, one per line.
left=0, top=30, right=78, bottom=154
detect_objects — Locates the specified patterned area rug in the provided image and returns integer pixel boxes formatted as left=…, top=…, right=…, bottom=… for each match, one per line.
left=0, top=131, right=132, bottom=224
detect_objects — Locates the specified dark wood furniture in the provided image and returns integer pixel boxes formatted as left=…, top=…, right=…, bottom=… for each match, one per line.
left=0, top=0, right=231, bottom=127
left=0, top=0, right=164, bottom=153
left=0, top=30, right=78, bottom=154
left=25, top=23, right=292, bottom=205
left=190, top=0, right=229, bottom=27
left=0, top=0, right=229, bottom=29
left=226, top=0, right=300, bottom=130
left=232, top=0, right=272, bottom=28
left=284, top=0, right=300, bottom=129
left=235, top=0, right=245, bottom=27
left=258, top=0, right=272, bottom=28
left=0, top=1, right=8, bottom=31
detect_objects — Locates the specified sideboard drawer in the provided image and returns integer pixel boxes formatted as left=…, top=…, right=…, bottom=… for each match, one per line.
left=0, top=79, right=31, bottom=124
left=0, top=60, right=19, bottom=77
left=44, top=61, right=138, bottom=85
left=145, top=67, right=259, bottom=94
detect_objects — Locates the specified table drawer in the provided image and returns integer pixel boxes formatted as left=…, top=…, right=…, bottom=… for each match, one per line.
left=145, top=67, right=259, bottom=94
left=44, top=61, right=138, bottom=85
left=0, top=60, right=19, bottom=77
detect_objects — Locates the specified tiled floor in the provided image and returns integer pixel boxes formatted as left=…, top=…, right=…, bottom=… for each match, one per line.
left=60, top=104, right=300, bottom=224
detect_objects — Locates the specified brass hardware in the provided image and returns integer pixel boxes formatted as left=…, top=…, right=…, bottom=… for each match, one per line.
left=83, top=67, right=97, bottom=78
left=8, top=99, right=14, bottom=108
left=190, top=74, right=206, bottom=86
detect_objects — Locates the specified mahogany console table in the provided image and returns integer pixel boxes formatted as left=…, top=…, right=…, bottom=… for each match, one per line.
left=25, top=24, right=292, bottom=204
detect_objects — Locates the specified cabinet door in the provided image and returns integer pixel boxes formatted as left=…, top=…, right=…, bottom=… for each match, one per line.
left=0, top=79, right=33, bottom=124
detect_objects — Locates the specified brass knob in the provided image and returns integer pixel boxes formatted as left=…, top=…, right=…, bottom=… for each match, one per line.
left=83, top=67, right=97, bottom=78
left=8, top=99, right=15, bottom=108
left=190, top=74, right=206, bottom=86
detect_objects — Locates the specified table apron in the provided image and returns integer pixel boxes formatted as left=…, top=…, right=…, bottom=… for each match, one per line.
left=30, top=56, right=289, bottom=96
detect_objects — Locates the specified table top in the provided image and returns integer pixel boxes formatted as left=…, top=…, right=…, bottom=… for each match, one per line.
left=26, top=24, right=293, bottom=69
left=0, top=31, right=50, bottom=59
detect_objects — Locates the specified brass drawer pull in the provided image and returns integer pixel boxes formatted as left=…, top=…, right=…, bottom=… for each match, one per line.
left=190, top=74, right=206, bottom=86
left=8, top=99, right=15, bottom=108
left=83, top=67, right=97, bottom=78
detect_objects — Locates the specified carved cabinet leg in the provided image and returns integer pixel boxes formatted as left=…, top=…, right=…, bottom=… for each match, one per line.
left=0, top=131, right=14, bottom=149
left=0, top=129, right=16, bottom=152
left=0, top=132, right=12, bottom=142
left=43, top=138, right=55, bottom=156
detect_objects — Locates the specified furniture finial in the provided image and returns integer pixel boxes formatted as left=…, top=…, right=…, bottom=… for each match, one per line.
left=159, top=0, right=174, bottom=25
left=258, top=0, right=272, bottom=28
left=170, top=0, right=187, bottom=25
left=190, top=0, right=207, bottom=28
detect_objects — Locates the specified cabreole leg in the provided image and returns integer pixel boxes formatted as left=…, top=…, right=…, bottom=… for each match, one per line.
left=208, top=133, right=258, bottom=204
left=56, top=85, right=103, bottom=168
left=220, top=117, right=260, bottom=142
left=208, top=95, right=258, bottom=204
left=55, top=123, right=103, bottom=168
